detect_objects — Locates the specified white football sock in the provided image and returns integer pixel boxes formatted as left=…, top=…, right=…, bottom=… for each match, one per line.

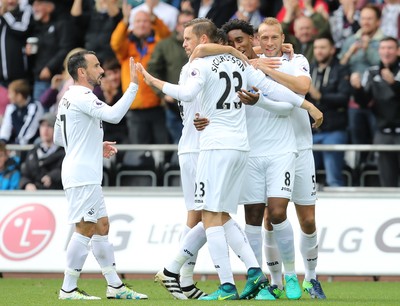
left=245, top=224, right=263, bottom=267
left=180, top=225, right=191, bottom=242
left=224, top=218, right=259, bottom=270
left=300, top=230, right=318, bottom=281
left=166, top=222, right=206, bottom=275
left=263, top=229, right=283, bottom=288
left=91, top=235, right=122, bottom=287
left=179, top=224, right=205, bottom=287
left=206, top=226, right=234, bottom=285
left=271, top=218, right=295, bottom=275
left=62, top=232, right=90, bottom=292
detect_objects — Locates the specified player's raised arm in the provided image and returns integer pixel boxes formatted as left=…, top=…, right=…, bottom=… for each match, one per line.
left=129, top=56, right=138, bottom=85
left=137, top=61, right=203, bottom=103
left=136, top=62, right=166, bottom=91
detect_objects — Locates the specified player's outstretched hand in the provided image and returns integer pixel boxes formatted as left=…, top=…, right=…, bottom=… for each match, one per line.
left=103, top=141, right=118, bottom=159
left=302, top=100, right=323, bottom=128
left=129, top=57, right=138, bottom=85
left=136, top=63, right=153, bottom=86
left=193, top=113, right=209, bottom=131
left=237, top=86, right=260, bottom=105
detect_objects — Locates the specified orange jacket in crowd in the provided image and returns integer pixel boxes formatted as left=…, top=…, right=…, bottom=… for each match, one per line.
left=111, top=17, right=170, bottom=110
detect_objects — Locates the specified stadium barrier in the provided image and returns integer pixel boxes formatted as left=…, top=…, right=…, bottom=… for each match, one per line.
left=6, top=143, right=400, bottom=187
left=0, top=188, right=399, bottom=276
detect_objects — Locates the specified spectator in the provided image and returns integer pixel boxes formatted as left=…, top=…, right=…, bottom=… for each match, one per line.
left=100, top=57, right=129, bottom=145
left=147, top=10, right=195, bottom=145
left=0, top=140, right=20, bottom=190
left=307, top=35, right=351, bottom=186
left=283, top=15, right=330, bottom=63
left=39, top=47, right=86, bottom=113
left=352, top=37, right=400, bottom=187
left=28, top=0, right=75, bottom=101
left=277, top=0, right=329, bottom=23
left=339, top=4, right=384, bottom=168
left=70, top=0, right=122, bottom=64
left=111, top=3, right=170, bottom=158
left=19, top=112, right=64, bottom=190
left=0, top=0, right=33, bottom=87
left=0, top=79, right=44, bottom=145
left=0, top=85, right=9, bottom=126
left=380, top=0, right=400, bottom=40
left=231, top=0, right=264, bottom=30
left=187, top=0, right=238, bottom=28
left=260, top=0, right=283, bottom=18
left=129, top=0, right=179, bottom=32
left=329, top=0, right=361, bottom=53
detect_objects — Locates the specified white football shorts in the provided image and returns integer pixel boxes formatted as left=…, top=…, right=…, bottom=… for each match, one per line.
left=195, top=149, right=248, bottom=214
left=239, top=152, right=296, bottom=205
left=65, top=184, right=108, bottom=224
left=179, top=152, right=199, bottom=211
left=291, top=149, right=317, bottom=205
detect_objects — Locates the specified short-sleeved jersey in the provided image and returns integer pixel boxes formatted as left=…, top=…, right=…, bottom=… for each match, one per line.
left=274, top=53, right=313, bottom=150
left=55, top=83, right=138, bottom=189
left=177, top=63, right=200, bottom=155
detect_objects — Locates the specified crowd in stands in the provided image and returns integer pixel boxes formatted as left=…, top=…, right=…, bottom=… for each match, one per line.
left=0, top=0, right=399, bottom=190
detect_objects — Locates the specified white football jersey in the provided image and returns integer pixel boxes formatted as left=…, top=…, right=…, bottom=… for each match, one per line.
left=54, top=83, right=138, bottom=189
left=245, top=56, right=297, bottom=157
left=162, top=54, right=304, bottom=151
left=177, top=63, right=200, bottom=155
left=275, top=53, right=313, bottom=150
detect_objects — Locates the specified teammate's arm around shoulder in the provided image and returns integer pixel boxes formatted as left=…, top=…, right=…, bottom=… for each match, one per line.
left=189, top=44, right=249, bottom=64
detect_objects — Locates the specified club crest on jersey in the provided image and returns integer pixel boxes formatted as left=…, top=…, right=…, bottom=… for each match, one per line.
left=301, top=66, right=309, bottom=73
left=93, top=99, right=104, bottom=108
left=190, top=68, right=200, bottom=77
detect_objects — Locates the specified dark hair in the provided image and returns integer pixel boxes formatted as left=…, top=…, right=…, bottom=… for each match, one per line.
left=179, top=9, right=195, bottom=18
left=380, top=36, right=399, bottom=47
left=184, top=18, right=218, bottom=43
left=67, top=50, right=96, bottom=81
left=102, top=57, right=121, bottom=71
left=8, top=79, right=31, bottom=99
left=221, top=19, right=255, bottom=37
left=216, top=28, right=228, bottom=45
left=0, top=140, right=6, bottom=153
left=362, top=4, right=382, bottom=20
left=314, top=33, right=335, bottom=46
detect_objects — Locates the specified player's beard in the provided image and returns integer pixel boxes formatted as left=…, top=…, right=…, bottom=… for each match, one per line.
left=88, top=75, right=102, bottom=87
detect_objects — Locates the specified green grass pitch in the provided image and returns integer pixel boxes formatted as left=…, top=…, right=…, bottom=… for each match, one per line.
left=1, top=277, right=399, bottom=305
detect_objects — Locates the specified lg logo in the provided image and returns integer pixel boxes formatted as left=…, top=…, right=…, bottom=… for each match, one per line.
left=0, top=204, right=55, bottom=261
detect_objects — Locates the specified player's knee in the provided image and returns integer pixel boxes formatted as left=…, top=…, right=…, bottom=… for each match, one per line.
left=300, top=216, right=316, bottom=233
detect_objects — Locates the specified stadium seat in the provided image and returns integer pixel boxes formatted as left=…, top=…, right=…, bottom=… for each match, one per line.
left=163, top=169, right=181, bottom=186
left=115, top=170, right=157, bottom=186
left=316, top=168, right=353, bottom=187
left=360, top=169, right=380, bottom=187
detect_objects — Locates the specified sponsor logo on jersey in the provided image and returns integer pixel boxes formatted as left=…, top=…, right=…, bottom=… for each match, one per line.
left=190, top=68, right=200, bottom=77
